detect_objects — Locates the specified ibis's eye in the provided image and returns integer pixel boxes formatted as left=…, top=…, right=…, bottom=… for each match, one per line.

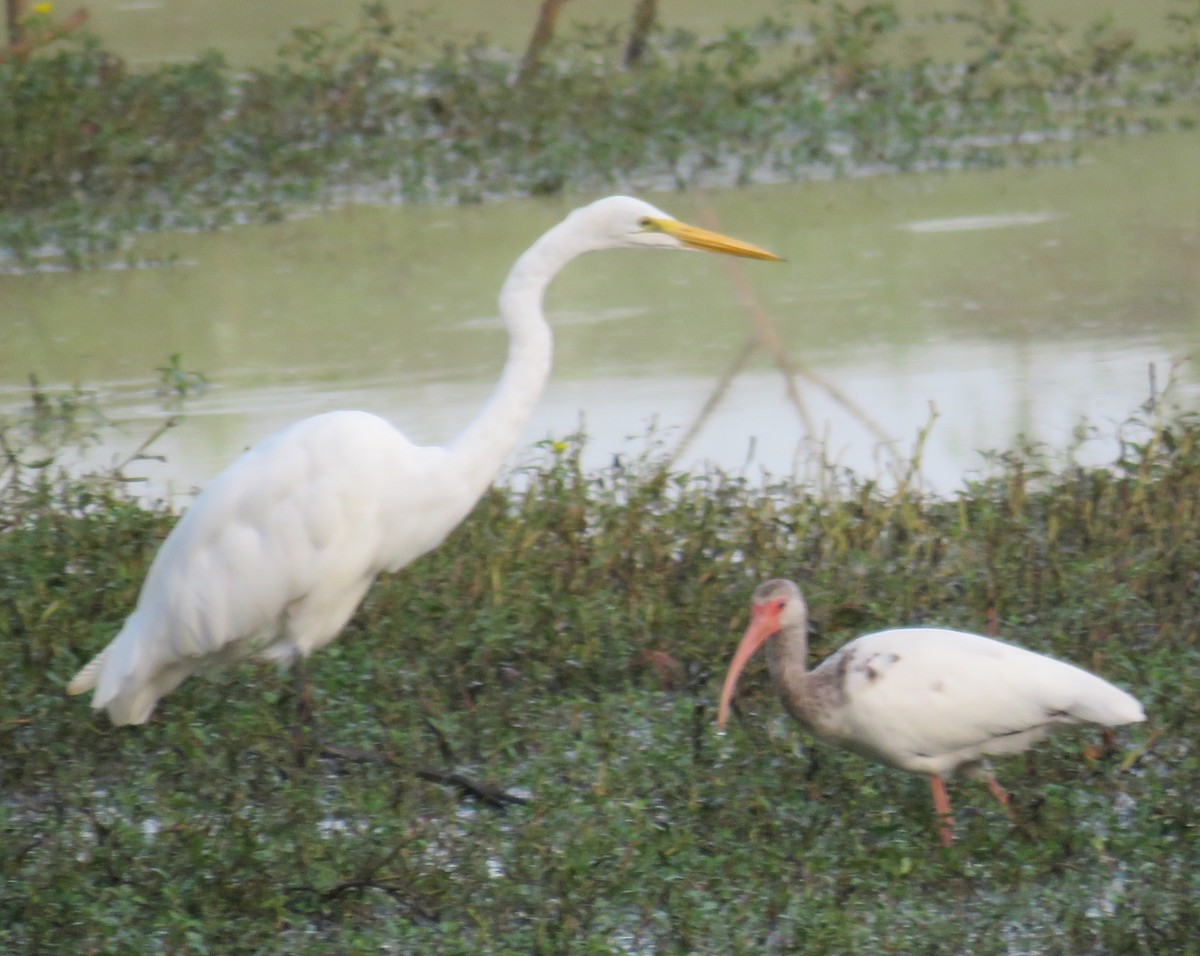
left=776, top=599, right=787, bottom=611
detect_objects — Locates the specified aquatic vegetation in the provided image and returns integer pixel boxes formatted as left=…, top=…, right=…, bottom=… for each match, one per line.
left=1, top=0, right=1199, bottom=266
left=1, top=381, right=1197, bottom=952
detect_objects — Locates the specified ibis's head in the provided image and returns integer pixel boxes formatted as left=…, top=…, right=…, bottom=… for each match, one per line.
left=716, top=578, right=808, bottom=732
left=567, top=195, right=782, bottom=260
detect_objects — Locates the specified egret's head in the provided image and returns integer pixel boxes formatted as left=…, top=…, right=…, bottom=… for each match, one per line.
left=568, top=195, right=782, bottom=260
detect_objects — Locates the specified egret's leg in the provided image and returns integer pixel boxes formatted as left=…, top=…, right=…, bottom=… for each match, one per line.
left=929, top=775, right=955, bottom=848
left=291, top=661, right=315, bottom=766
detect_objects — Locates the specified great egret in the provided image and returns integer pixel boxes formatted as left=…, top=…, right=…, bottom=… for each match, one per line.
left=68, top=196, right=780, bottom=725
left=717, top=579, right=1145, bottom=846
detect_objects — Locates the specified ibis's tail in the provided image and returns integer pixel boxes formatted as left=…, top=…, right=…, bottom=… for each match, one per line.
left=1067, top=669, right=1145, bottom=727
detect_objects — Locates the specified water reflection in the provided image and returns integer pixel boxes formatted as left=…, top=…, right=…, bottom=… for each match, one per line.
left=1, top=133, right=1196, bottom=501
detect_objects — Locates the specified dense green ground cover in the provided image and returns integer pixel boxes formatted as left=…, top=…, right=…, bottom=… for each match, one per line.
left=2, top=0, right=1200, bottom=266
left=1, top=397, right=1197, bottom=953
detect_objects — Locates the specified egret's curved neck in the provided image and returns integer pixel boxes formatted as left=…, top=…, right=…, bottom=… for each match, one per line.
left=448, top=215, right=593, bottom=493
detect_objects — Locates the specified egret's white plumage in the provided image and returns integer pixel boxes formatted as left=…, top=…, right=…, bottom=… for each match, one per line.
left=68, top=196, right=780, bottom=725
left=717, top=579, right=1145, bottom=845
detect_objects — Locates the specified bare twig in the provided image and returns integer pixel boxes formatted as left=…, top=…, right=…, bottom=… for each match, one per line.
left=108, top=415, right=179, bottom=483
left=284, top=839, right=440, bottom=922
left=1118, top=726, right=1164, bottom=773
left=673, top=206, right=900, bottom=471
left=1, top=7, right=88, bottom=62
left=667, top=339, right=756, bottom=468
left=423, top=715, right=457, bottom=764
left=318, top=743, right=531, bottom=810
left=699, top=206, right=815, bottom=437
left=416, top=767, right=531, bottom=808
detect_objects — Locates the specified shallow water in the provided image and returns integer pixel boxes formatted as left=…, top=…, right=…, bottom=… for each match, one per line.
left=1, top=132, right=1197, bottom=500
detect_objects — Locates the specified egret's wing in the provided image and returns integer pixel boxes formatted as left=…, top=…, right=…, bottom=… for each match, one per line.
left=78, top=411, right=461, bottom=722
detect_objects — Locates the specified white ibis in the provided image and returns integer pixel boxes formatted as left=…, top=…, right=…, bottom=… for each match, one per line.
left=717, top=579, right=1146, bottom=846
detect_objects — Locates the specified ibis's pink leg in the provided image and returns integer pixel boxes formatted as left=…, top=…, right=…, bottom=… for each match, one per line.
left=984, top=776, right=1015, bottom=815
left=929, top=775, right=955, bottom=847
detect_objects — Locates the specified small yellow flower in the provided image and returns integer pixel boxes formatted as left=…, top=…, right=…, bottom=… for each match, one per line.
left=32, top=2, right=54, bottom=14
left=550, top=441, right=569, bottom=454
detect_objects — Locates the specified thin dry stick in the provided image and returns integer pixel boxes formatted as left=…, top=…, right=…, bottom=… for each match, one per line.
left=787, top=361, right=898, bottom=463
left=318, top=743, right=531, bottom=809
left=667, top=339, right=756, bottom=468
left=0, top=7, right=88, bottom=62
left=698, top=207, right=815, bottom=437
left=109, top=415, right=179, bottom=483
left=674, top=206, right=901, bottom=469
left=886, top=400, right=938, bottom=495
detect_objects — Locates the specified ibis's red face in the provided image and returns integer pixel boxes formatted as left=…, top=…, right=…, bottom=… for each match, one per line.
left=716, top=596, right=788, bottom=731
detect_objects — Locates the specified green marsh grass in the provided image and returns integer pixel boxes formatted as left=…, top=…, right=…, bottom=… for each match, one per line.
left=1, top=386, right=1197, bottom=952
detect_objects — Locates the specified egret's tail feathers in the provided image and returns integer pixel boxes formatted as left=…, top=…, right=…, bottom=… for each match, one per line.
left=67, top=645, right=157, bottom=724
left=66, top=648, right=109, bottom=696
left=67, top=613, right=175, bottom=725
left=101, top=686, right=165, bottom=726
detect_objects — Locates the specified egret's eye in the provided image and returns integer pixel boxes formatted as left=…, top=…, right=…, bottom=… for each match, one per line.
left=639, top=216, right=660, bottom=232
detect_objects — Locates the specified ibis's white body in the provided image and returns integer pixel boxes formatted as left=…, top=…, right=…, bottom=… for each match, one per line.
left=780, top=626, right=1146, bottom=779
